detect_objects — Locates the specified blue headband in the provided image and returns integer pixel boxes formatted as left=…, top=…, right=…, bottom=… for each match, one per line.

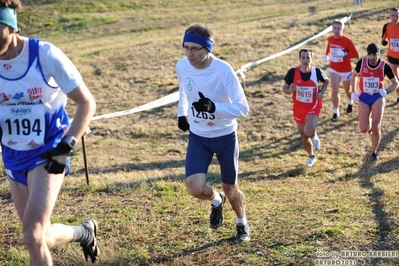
left=183, top=33, right=213, bottom=53
left=0, top=7, right=17, bottom=31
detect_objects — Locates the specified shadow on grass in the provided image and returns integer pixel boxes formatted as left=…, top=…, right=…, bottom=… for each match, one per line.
left=73, top=158, right=186, bottom=177
left=243, top=166, right=306, bottom=181
left=239, top=113, right=358, bottom=165
left=149, top=237, right=238, bottom=264
left=336, top=122, right=399, bottom=262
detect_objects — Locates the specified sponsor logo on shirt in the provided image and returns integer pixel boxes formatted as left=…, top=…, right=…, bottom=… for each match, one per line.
left=185, top=77, right=194, bottom=91
left=28, top=140, right=38, bottom=148
left=27, top=87, right=43, bottom=101
left=10, top=107, right=32, bottom=117
left=13, top=92, right=24, bottom=100
left=7, top=139, right=17, bottom=146
left=0, top=93, right=9, bottom=103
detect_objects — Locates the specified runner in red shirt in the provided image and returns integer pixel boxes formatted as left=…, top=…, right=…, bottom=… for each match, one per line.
left=324, top=20, right=359, bottom=121
left=350, top=43, right=399, bottom=160
left=381, top=8, right=399, bottom=104
left=283, top=49, right=329, bottom=167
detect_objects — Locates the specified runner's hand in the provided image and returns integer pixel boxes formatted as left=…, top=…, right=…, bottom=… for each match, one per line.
left=351, top=92, right=359, bottom=102
left=379, top=89, right=388, bottom=98
left=178, top=116, right=189, bottom=132
left=40, top=141, right=72, bottom=174
left=192, top=92, right=215, bottom=113
left=336, top=50, right=347, bottom=57
left=289, top=83, right=296, bottom=93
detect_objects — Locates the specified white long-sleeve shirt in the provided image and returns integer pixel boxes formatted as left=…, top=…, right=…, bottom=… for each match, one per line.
left=177, top=54, right=249, bottom=138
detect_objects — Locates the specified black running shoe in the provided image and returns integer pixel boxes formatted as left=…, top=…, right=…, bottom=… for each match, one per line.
left=210, top=193, right=226, bottom=229
left=81, top=218, right=99, bottom=263
left=346, top=104, right=353, bottom=114
left=235, top=223, right=250, bottom=243
left=371, top=153, right=379, bottom=161
left=331, top=113, right=338, bottom=122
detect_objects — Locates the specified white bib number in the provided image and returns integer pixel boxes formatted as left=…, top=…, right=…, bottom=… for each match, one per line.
left=390, top=39, right=399, bottom=52
left=363, top=77, right=379, bottom=94
left=0, top=104, right=45, bottom=150
left=191, top=107, right=218, bottom=126
left=330, top=48, right=344, bottom=62
left=296, top=86, right=314, bottom=103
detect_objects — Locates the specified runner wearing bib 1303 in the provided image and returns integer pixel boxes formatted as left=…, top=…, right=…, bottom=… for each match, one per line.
left=350, top=43, right=398, bottom=162
left=358, top=57, right=386, bottom=106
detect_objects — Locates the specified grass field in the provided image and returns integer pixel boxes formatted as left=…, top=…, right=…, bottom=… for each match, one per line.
left=1, top=0, right=399, bottom=265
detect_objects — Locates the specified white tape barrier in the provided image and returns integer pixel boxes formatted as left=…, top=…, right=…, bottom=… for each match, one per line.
left=235, top=14, right=353, bottom=81
left=91, top=91, right=179, bottom=121
left=89, top=2, right=357, bottom=123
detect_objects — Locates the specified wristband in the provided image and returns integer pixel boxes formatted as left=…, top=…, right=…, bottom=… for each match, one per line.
left=62, top=135, right=78, bottom=149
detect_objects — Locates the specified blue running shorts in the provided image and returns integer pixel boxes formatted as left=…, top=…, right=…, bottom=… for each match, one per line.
left=5, top=155, right=71, bottom=186
left=359, top=92, right=382, bottom=107
left=186, top=131, right=239, bottom=185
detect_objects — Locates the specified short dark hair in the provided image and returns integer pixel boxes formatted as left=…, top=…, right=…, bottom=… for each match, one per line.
left=299, top=48, right=312, bottom=57
left=332, top=20, right=343, bottom=27
left=184, top=23, right=214, bottom=41
left=390, top=8, right=398, bottom=12
left=367, top=43, right=380, bottom=55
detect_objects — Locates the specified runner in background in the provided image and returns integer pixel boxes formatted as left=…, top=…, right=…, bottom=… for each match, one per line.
left=324, top=20, right=359, bottom=122
left=350, top=43, right=398, bottom=161
left=381, top=8, right=399, bottom=105
left=283, top=49, right=329, bottom=167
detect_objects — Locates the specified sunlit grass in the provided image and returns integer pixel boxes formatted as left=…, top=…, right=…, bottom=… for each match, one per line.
left=1, top=0, right=399, bottom=265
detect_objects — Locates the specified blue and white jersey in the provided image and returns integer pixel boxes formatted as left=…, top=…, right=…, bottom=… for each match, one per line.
left=0, top=38, right=83, bottom=170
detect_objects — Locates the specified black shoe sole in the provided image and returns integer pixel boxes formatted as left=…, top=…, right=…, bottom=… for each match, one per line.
left=81, top=219, right=100, bottom=263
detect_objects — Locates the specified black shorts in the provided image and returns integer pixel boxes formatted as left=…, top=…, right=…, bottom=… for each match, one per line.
left=387, top=56, right=399, bottom=65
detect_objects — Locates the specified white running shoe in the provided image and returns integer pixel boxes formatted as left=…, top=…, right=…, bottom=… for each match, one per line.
left=312, top=132, right=320, bottom=152
left=306, top=156, right=317, bottom=167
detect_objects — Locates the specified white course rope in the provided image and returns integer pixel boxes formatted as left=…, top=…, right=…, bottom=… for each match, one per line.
left=91, top=91, right=179, bottom=121
left=89, top=1, right=359, bottom=123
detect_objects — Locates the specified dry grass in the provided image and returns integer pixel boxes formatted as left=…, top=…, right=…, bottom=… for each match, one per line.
left=1, top=0, right=399, bottom=265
